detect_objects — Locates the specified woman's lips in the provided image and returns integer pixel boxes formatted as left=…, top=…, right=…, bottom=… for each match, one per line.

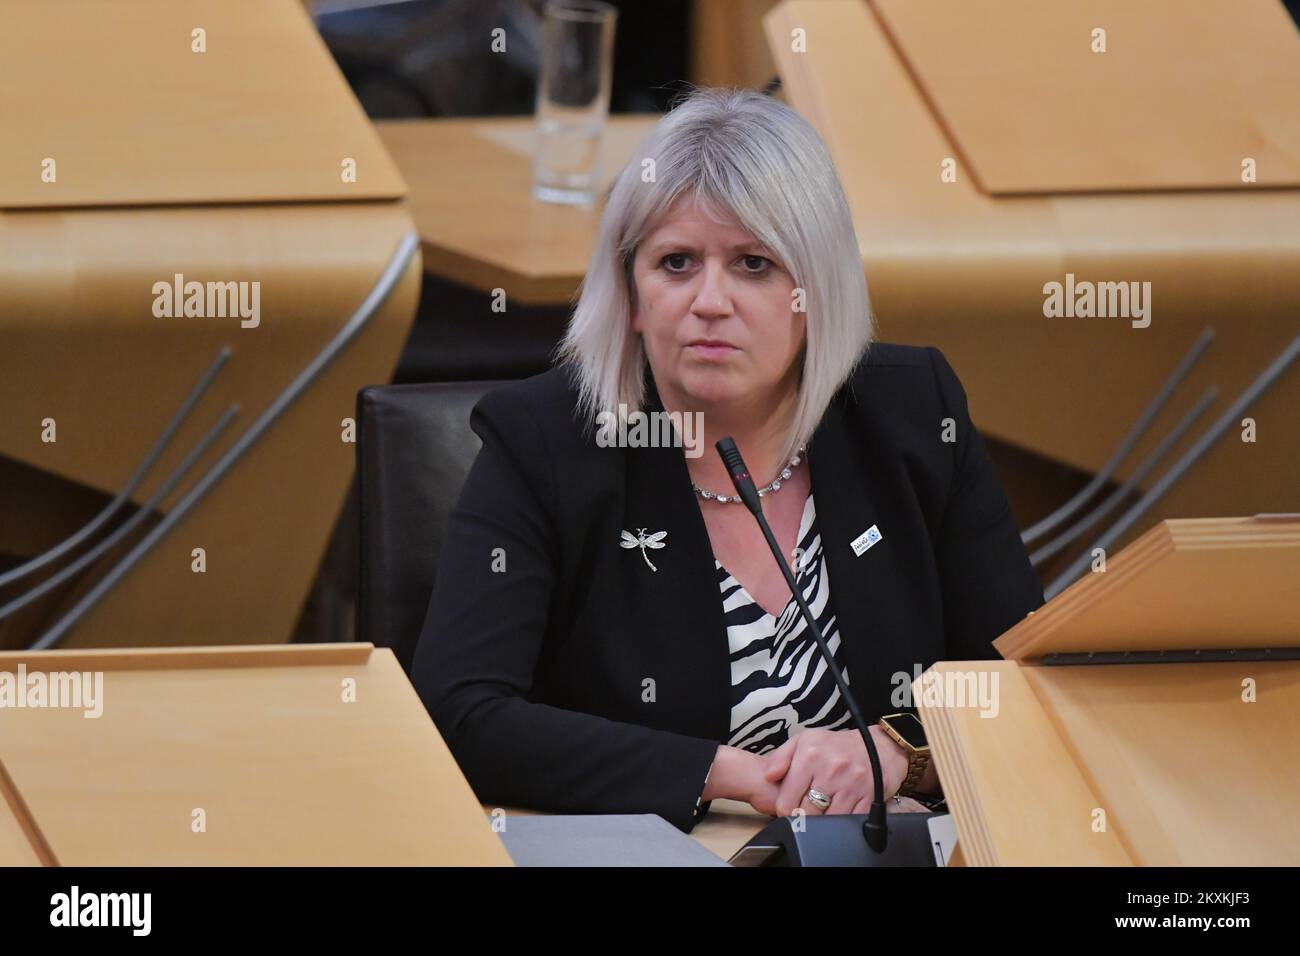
left=686, top=341, right=738, bottom=360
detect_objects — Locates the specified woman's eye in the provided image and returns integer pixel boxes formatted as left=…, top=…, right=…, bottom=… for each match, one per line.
left=658, top=253, right=771, bottom=275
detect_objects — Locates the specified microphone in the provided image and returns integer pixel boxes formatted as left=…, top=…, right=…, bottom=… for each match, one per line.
left=716, top=436, right=890, bottom=854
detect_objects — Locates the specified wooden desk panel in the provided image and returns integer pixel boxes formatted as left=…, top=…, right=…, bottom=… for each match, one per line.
left=872, top=0, right=1300, bottom=194
left=766, top=0, right=1300, bottom=538
left=0, top=645, right=510, bottom=865
left=0, top=202, right=420, bottom=650
left=377, top=116, right=657, bottom=305
left=0, top=0, right=404, bottom=208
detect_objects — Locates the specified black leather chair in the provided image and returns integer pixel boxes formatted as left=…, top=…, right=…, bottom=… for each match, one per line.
left=392, top=275, right=568, bottom=383
left=356, top=380, right=507, bottom=672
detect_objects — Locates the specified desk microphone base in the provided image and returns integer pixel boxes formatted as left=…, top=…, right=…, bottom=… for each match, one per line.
left=729, top=812, right=940, bottom=867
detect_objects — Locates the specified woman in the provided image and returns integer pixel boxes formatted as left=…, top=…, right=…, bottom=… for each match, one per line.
left=411, top=87, right=1042, bottom=832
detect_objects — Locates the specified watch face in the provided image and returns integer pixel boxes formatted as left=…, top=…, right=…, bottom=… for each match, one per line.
left=887, top=713, right=927, bottom=749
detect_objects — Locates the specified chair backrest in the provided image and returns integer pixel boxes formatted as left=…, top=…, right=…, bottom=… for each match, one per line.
left=356, top=380, right=506, bottom=672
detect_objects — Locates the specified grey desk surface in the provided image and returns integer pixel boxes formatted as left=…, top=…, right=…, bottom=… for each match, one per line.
left=497, top=814, right=732, bottom=867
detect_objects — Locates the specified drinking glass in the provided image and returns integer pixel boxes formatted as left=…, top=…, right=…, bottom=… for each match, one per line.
left=532, top=1, right=618, bottom=206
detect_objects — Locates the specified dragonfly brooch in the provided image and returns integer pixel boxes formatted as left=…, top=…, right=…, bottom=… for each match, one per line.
left=620, top=528, right=667, bottom=572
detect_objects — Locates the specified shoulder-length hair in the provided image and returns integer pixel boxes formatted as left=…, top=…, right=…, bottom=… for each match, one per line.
left=556, top=85, right=873, bottom=467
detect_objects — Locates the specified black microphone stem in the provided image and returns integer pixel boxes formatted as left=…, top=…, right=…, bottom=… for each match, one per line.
left=715, top=437, right=889, bottom=853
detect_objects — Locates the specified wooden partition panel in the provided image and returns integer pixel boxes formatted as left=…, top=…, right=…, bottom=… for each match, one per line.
left=0, top=644, right=511, bottom=865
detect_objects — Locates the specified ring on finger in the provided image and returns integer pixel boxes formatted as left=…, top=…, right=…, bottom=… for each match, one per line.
left=806, top=787, right=832, bottom=811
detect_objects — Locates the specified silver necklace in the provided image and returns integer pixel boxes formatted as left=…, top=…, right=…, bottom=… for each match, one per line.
left=691, top=446, right=806, bottom=504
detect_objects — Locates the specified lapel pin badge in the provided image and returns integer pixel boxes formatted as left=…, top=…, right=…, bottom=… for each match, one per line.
left=850, top=524, right=882, bottom=557
left=621, top=528, right=667, bottom=572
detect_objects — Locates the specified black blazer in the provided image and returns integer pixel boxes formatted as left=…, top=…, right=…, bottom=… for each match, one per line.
left=411, top=343, right=1043, bottom=832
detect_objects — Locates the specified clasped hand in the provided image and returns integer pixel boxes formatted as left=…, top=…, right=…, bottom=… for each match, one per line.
left=710, top=727, right=925, bottom=818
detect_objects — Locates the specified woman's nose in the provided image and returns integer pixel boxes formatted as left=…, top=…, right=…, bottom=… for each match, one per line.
left=690, top=260, right=733, bottom=318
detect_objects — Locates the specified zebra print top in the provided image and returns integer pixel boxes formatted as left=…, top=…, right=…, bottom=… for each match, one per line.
left=717, top=490, right=853, bottom=754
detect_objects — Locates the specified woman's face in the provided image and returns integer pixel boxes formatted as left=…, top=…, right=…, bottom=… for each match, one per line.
left=631, top=197, right=804, bottom=413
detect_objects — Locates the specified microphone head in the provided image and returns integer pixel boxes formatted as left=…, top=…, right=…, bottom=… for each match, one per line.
left=716, top=436, right=747, bottom=478
left=715, top=436, right=761, bottom=514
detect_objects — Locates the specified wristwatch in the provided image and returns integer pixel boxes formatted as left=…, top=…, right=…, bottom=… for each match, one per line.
left=877, top=712, right=931, bottom=798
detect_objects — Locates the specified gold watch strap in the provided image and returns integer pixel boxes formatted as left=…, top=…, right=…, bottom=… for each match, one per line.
left=878, top=715, right=931, bottom=798
left=897, top=748, right=931, bottom=797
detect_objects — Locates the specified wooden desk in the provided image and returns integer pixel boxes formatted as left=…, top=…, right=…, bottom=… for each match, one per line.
left=764, top=0, right=1300, bottom=545
left=377, top=116, right=658, bottom=306
left=1, top=645, right=510, bottom=866
left=0, top=0, right=420, bottom=652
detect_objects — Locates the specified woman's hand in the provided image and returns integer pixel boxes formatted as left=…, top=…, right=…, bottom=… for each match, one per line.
left=702, top=745, right=782, bottom=816
left=759, top=728, right=910, bottom=816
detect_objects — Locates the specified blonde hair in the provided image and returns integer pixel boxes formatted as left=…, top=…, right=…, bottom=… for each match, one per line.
left=556, top=86, right=873, bottom=466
